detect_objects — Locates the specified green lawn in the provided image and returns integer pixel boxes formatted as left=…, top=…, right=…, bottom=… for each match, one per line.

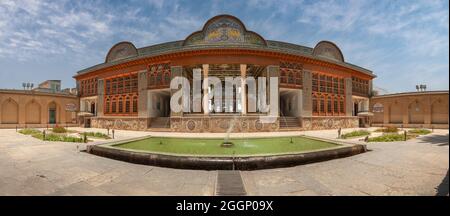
left=113, top=136, right=340, bottom=156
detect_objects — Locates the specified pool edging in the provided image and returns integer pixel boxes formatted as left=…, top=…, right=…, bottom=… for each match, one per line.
left=86, top=135, right=367, bottom=170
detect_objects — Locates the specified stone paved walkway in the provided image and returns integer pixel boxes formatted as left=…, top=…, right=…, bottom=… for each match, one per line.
left=0, top=128, right=447, bottom=195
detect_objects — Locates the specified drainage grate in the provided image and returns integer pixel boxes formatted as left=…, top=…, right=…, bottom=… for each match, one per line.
left=215, top=170, right=247, bottom=196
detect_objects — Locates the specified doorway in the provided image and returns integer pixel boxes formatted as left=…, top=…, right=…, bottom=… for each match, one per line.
left=49, top=109, right=56, bottom=124
left=48, top=102, right=57, bottom=124
left=353, top=103, right=359, bottom=116
left=91, top=102, right=96, bottom=115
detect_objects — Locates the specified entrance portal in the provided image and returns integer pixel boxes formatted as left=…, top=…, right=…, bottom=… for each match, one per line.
left=48, top=102, right=57, bottom=124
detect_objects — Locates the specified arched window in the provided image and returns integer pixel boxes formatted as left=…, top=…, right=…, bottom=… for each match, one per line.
left=288, top=72, right=294, bottom=84
left=125, top=97, right=131, bottom=113
left=118, top=96, right=123, bottom=113
left=327, top=96, right=332, bottom=113
left=320, top=96, right=325, bottom=113
left=164, top=72, right=171, bottom=85
left=105, top=98, right=110, bottom=113
left=149, top=73, right=155, bottom=87
left=312, top=95, right=318, bottom=113
left=111, top=97, right=117, bottom=113
left=156, top=71, right=162, bottom=85
left=132, top=96, right=138, bottom=113
left=334, top=97, right=338, bottom=113
left=296, top=71, right=301, bottom=85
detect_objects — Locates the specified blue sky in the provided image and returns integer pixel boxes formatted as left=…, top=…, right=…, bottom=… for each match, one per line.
left=0, top=0, right=448, bottom=93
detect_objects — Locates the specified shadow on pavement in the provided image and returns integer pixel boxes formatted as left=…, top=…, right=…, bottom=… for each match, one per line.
left=436, top=169, right=449, bottom=196
left=417, top=134, right=449, bottom=146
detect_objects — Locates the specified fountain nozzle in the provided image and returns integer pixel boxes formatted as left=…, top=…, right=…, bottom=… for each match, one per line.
left=221, top=141, right=234, bottom=147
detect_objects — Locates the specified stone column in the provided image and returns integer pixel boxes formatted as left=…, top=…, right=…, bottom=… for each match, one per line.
left=302, top=70, right=312, bottom=117
left=295, top=89, right=303, bottom=117
left=345, top=77, right=353, bottom=116
left=97, top=79, right=104, bottom=117
left=171, top=66, right=183, bottom=117
left=138, top=71, right=148, bottom=118
left=202, top=64, right=209, bottom=115
left=240, top=64, right=247, bottom=115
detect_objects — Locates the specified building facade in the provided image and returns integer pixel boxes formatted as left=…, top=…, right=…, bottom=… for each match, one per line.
left=370, top=91, right=449, bottom=129
left=74, top=15, right=376, bottom=132
left=0, top=89, right=79, bottom=128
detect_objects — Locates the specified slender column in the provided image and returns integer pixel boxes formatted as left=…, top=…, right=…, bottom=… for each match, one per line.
left=345, top=77, right=353, bottom=116
left=240, top=64, right=247, bottom=115
left=302, top=70, right=312, bottom=117
left=203, top=64, right=209, bottom=115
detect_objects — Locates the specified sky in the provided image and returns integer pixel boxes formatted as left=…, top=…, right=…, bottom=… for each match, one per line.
left=0, top=0, right=448, bottom=93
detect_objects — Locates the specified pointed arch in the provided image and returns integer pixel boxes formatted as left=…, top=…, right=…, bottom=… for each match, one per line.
left=48, top=101, right=60, bottom=124
left=25, top=100, right=41, bottom=124
left=1, top=98, right=19, bottom=124
left=389, top=102, right=402, bottom=124
left=431, top=99, right=448, bottom=124
left=408, top=100, right=424, bottom=124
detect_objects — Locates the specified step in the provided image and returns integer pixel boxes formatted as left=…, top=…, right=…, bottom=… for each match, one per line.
left=150, top=117, right=170, bottom=128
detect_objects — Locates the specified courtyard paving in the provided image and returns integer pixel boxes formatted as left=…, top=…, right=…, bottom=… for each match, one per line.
left=0, top=127, right=447, bottom=195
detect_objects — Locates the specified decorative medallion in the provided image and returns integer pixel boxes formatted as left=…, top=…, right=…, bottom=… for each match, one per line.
left=327, top=119, right=333, bottom=128
left=187, top=120, right=196, bottom=131
left=271, top=122, right=278, bottom=130
left=183, top=15, right=266, bottom=46
left=255, top=120, right=263, bottom=131
left=241, top=120, right=248, bottom=130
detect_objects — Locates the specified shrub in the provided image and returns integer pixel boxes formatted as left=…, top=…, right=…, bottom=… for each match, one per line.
left=341, top=130, right=371, bottom=139
left=18, top=128, right=41, bottom=135
left=44, top=133, right=64, bottom=141
left=62, top=136, right=84, bottom=143
left=52, top=126, right=67, bottom=133
left=375, top=126, right=398, bottom=133
left=31, top=133, right=44, bottom=140
left=19, top=128, right=84, bottom=142
left=43, top=133, right=84, bottom=142
left=408, top=128, right=431, bottom=135
left=368, top=133, right=416, bottom=142
left=82, top=132, right=111, bottom=139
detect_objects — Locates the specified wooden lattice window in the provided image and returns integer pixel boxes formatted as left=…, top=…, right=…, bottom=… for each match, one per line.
left=280, top=62, right=302, bottom=89
left=147, top=63, right=171, bottom=89
left=312, top=72, right=346, bottom=116
left=132, top=96, right=138, bottom=113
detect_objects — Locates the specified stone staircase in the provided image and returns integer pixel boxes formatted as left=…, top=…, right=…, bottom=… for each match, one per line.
left=149, top=117, right=170, bottom=131
left=279, top=116, right=301, bottom=129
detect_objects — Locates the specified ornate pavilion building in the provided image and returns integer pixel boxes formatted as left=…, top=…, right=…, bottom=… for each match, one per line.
left=74, top=15, right=376, bottom=132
